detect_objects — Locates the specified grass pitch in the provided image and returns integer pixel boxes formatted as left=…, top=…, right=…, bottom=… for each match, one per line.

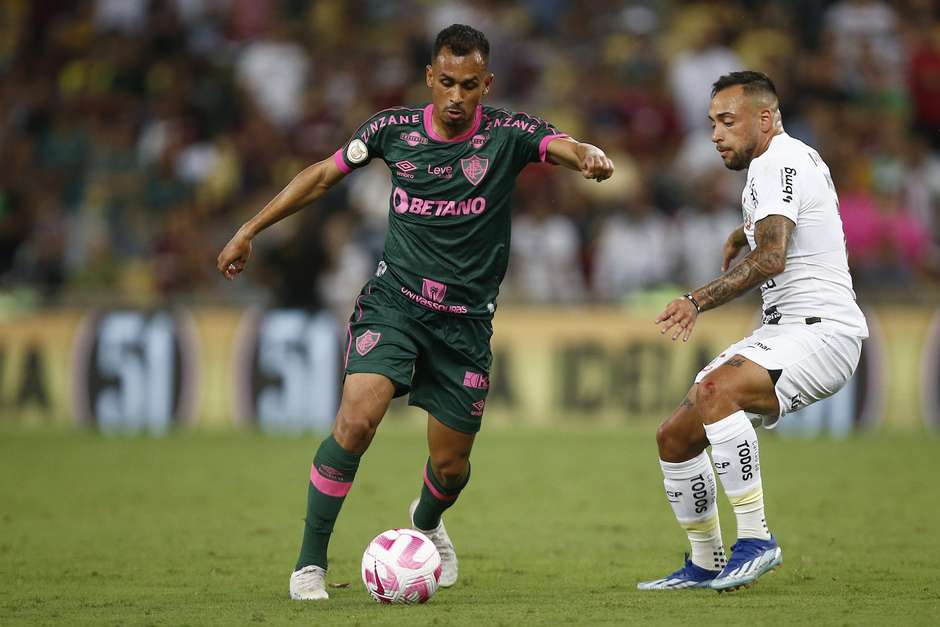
left=1, top=423, right=938, bottom=626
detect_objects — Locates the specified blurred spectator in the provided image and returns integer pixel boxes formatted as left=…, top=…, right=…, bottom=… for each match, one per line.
left=667, top=6, right=741, bottom=135
left=592, top=181, right=674, bottom=301
left=666, top=7, right=743, bottom=179
left=14, top=187, right=67, bottom=302
left=675, top=170, right=743, bottom=289
left=316, top=211, right=375, bottom=320
left=823, top=0, right=904, bottom=96
left=840, top=172, right=933, bottom=285
left=235, top=21, right=311, bottom=129
left=152, top=199, right=210, bottom=297
left=0, top=187, right=30, bottom=283
left=0, top=0, right=936, bottom=309
left=612, top=72, right=681, bottom=161
left=902, top=136, right=940, bottom=241
left=257, top=201, right=373, bottom=320
left=94, top=0, right=149, bottom=34
left=346, top=161, right=393, bottom=258
left=907, top=20, right=940, bottom=146
left=509, top=170, right=586, bottom=304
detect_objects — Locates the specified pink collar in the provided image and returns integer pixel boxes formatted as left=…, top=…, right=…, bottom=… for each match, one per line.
left=423, top=103, right=483, bottom=143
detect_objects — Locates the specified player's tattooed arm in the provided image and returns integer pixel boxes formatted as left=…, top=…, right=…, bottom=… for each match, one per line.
left=654, top=214, right=793, bottom=343
left=546, top=138, right=614, bottom=181
left=692, top=215, right=795, bottom=312
left=721, top=224, right=748, bottom=272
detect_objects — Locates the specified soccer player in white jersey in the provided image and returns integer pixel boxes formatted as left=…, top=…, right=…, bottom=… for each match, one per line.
left=637, top=71, right=869, bottom=592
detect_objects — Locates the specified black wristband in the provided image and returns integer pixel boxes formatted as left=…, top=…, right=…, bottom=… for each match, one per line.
left=683, top=292, right=702, bottom=313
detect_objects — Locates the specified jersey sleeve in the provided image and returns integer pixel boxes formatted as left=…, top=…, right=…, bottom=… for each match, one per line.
left=750, top=154, right=801, bottom=225
left=504, top=112, right=570, bottom=166
left=333, top=112, right=392, bottom=173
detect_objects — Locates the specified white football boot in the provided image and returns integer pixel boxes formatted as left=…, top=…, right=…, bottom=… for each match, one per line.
left=289, top=564, right=329, bottom=600
left=409, top=498, right=458, bottom=587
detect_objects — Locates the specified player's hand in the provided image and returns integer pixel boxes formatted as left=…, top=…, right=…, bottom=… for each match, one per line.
left=580, top=148, right=614, bottom=182
left=655, top=297, right=699, bottom=342
left=721, top=231, right=747, bottom=272
left=217, top=228, right=253, bottom=280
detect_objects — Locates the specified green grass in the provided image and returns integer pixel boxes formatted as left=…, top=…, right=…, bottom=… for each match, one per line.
left=1, top=424, right=939, bottom=626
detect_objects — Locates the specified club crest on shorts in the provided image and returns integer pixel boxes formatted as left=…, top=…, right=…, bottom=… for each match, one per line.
left=421, top=278, right=447, bottom=303
left=460, top=154, right=489, bottom=186
left=356, top=330, right=381, bottom=356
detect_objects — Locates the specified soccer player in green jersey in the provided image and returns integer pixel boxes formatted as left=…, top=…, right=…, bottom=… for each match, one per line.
left=217, top=24, right=614, bottom=600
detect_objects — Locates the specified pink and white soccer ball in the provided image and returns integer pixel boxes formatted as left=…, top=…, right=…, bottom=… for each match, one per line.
left=361, top=528, right=442, bottom=604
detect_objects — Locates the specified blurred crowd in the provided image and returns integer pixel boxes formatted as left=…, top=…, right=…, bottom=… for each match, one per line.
left=1, top=0, right=939, bottom=315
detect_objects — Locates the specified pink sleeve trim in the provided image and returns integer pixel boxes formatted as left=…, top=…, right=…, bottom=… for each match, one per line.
left=539, top=133, right=570, bottom=163
left=343, top=323, right=352, bottom=369
left=310, top=464, right=353, bottom=497
left=333, top=148, right=352, bottom=174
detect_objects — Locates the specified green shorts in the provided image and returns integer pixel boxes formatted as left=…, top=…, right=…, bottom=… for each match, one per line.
left=344, top=280, right=493, bottom=434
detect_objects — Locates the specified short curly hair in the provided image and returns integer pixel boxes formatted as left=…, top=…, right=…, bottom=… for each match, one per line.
left=432, top=24, right=490, bottom=64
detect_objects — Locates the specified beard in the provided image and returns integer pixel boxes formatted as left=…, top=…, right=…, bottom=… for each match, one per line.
left=723, top=138, right=758, bottom=171
left=442, top=106, right=468, bottom=128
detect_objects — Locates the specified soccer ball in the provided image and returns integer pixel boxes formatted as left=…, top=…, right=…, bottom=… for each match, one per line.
left=361, top=528, right=442, bottom=604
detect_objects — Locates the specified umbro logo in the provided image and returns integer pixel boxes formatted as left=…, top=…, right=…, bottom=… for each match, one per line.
left=394, top=160, right=417, bottom=179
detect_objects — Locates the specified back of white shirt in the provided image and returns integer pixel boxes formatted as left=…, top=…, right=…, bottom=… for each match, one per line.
left=742, top=133, right=868, bottom=337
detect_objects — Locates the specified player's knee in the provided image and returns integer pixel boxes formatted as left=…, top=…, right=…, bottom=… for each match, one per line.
left=332, top=393, right=384, bottom=451
left=656, top=422, right=688, bottom=461
left=332, top=413, right=377, bottom=452
left=696, top=376, right=734, bottom=417
left=429, top=453, right=470, bottom=489
left=655, top=422, right=670, bottom=451
left=697, top=377, right=720, bottom=400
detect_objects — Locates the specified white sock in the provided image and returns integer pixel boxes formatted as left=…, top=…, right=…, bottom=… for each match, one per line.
left=705, top=410, right=772, bottom=540
left=660, top=452, right=726, bottom=571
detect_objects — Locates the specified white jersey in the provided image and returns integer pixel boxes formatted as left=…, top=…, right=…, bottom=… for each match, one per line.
left=742, top=132, right=868, bottom=338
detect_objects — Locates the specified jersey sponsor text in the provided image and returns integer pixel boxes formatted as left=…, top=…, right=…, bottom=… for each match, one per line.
left=391, top=186, right=486, bottom=217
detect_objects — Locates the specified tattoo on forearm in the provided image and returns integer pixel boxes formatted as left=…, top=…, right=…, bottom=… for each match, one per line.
left=680, top=397, right=694, bottom=408
left=694, top=215, right=794, bottom=312
left=696, top=257, right=766, bottom=311
left=726, top=357, right=746, bottom=367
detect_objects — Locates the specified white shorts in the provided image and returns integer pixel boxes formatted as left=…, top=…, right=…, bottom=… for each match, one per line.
left=694, top=323, right=863, bottom=428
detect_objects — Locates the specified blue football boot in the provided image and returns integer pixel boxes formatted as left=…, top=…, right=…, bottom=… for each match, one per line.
left=710, top=536, right=782, bottom=592
left=637, top=554, right=721, bottom=590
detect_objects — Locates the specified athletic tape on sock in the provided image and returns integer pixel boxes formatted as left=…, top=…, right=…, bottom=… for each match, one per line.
left=660, top=452, right=726, bottom=570
left=705, top=411, right=771, bottom=539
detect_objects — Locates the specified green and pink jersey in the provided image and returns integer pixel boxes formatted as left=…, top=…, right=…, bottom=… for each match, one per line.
left=334, top=103, right=568, bottom=319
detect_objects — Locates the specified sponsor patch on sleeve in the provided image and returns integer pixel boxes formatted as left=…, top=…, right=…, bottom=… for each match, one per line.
left=779, top=166, right=796, bottom=203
